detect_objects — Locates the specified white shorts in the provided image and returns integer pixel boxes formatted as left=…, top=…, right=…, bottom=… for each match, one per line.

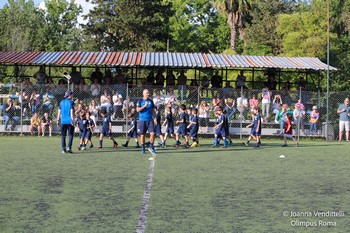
left=339, top=120, right=350, bottom=132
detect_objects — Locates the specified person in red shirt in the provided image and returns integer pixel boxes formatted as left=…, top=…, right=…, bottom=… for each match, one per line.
left=282, top=113, right=298, bottom=147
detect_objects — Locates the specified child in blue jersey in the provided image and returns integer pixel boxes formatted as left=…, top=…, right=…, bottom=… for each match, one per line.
left=122, top=112, right=140, bottom=148
left=85, top=111, right=95, bottom=148
left=243, top=111, right=257, bottom=146
left=249, top=106, right=262, bottom=148
left=188, top=108, right=199, bottom=147
left=76, top=110, right=88, bottom=150
left=98, top=108, right=118, bottom=149
left=175, top=104, right=189, bottom=148
left=186, top=107, right=192, bottom=135
left=154, top=107, right=165, bottom=148
left=162, top=105, right=175, bottom=146
left=213, top=106, right=229, bottom=148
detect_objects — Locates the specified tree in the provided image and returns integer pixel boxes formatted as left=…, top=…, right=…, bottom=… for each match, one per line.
left=212, top=0, right=252, bottom=52
left=83, top=0, right=173, bottom=51
left=0, top=0, right=46, bottom=51
left=166, top=0, right=229, bottom=53
left=42, top=0, right=83, bottom=51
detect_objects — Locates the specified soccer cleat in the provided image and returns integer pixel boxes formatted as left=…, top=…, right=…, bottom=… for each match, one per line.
left=113, top=142, right=118, bottom=148
left=67, top=150, right=73, bottom=154
left=62, top=150, right=67, bottom=154
left=190, top=142, right=198, bottom=148
left=282, top=144, right=288, bottom=147
left=148, top=148, right=157, bottom=155
left=82, top=146, right=86, bottom=151
left=135, top=145, right=141, bottom=148
left=160, top=143, right=165, bottom=148
left=122, top=143, right=128, bottom=147
left=243, top=142, right=249, bottom=147
left=90, top=144, right=94, bottom=148
left=98, top=146, right=103, bottom=149
left=140, top=149, right=146, bottom=155
left=211, top=144, right=219, bottom=148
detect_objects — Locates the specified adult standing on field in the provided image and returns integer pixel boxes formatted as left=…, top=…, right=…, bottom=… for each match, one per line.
left=337, top=97, right=350, bottom=141
left=137, top=89, right=157, bottom=155
left=57, top=90, right=75, bottom=153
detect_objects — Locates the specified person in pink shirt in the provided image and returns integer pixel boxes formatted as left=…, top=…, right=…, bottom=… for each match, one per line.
left=249, top=94, right=259, bottom=111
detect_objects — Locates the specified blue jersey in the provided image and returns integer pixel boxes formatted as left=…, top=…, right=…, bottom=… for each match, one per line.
left=129, top=118, right=137, bottom=132
left=137, top=98, right=155, bottom=121
left=77, top=116, right=88, bottom=132
left=191, top=115, right=199, bottom=131
left=59, top=99, right=74, bottom=124
left=101, top=116, right=111, bottom=131
left=87, top=118, right=95, bottom=132
left=179, top=112, right=187, bottom=128
left=252, top=113, right=262, bottom=133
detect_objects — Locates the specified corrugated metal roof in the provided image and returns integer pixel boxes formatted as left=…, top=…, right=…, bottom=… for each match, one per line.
left=0, top=51, right=337, bottom=70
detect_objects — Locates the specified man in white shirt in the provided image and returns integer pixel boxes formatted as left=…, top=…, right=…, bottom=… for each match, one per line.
left=236, top=93, right=249, bottom=120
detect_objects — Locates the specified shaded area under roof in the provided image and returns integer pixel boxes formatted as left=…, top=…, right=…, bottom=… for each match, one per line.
left=0, top=51, right=337, bottom=71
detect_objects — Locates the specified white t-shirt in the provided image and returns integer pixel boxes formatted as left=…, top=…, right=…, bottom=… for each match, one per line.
left=113, top=94, right=123, bottom=106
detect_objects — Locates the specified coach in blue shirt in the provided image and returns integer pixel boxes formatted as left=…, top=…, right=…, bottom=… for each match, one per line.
left=137, top=89, right=157, bottom=155
left=57, top=90, right=74, bottom=153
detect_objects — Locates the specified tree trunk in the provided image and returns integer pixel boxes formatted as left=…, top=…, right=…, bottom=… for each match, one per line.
left=227, top=12, right=236, bottom=51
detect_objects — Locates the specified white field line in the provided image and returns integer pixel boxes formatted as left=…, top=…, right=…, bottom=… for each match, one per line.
left=135, top=158, right=155, bottom=233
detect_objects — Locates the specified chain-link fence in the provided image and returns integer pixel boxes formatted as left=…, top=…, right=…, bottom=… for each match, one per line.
left=0, top=82, right=345, bottom=140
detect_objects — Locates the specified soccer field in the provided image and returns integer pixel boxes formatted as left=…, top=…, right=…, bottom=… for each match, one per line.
left=0, top=137, right=349, bottom=233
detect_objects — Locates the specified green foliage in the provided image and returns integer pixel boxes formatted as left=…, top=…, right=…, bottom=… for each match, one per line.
left=83, top=0, right=173, bottom=51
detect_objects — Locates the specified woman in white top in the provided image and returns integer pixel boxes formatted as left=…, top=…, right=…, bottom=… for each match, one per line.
left=122, top=96, right=135, bottom=119
left=90, top=78, right=101, bottom=97
left=88, top=99, right=99, bottom=125
left=293, top=101, right=305, bottom=133
left=112, top=90, right=123, bottom=119
left=261, top=87, right=271, bottom=118
left=198, top=100, right=211, bottom=133
left=100, top=89, right=112, bottom=115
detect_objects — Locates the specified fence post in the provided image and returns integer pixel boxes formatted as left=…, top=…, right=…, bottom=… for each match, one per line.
left=125, top=83, right=129, bottom=138
left=20, top=83, right=23, bottom=136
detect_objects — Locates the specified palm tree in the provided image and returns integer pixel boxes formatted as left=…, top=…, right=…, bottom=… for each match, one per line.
left=213, top=0, right=252, bottom=52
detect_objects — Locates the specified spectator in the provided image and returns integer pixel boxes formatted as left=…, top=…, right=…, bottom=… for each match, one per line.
left=41, top=87, right=55, bottom=117
left=261, top=87, right=271, bottom=119
left=30, top=89, right=41, bottom=116
left=55, top=79, right=67, bottom=101
left=155, top=70, right=165, bottom=88
left=277, top=104, right=290, bottom=135
left=293, top=101, right=306, bottom=134
left=3, top=98, right=20, bottom=131
left=236, top=93, right=249, bottom=120
left=23, top=78, right=34, bottom=94
left=145, top=71, right=155, bottom=86
left=122, top=96, right=135, bottom=119
left=309, top=106, right=319, bottom=135
left=236, top=70, right=247, bottom=89
left=200, top=75, right=209, bottom=97
left=177, top=70, right=187, bottom=100
left=188, top=79, right=199, bottom=105
left=90, top=78, right=101, bottom=97
left=70, top=67, right=83, bottom=85
left=198, top=100, right=210, bottom=133
left=104, top=69, right=114, bottom=86
left=115, top=68, right=126, bottom=85
left=165, top=88, right=178, bottom=110
left=153, top=90, right=165, bottom=111
left=212, top=93, right=223, bottom=111
left=34, top=65, right=47, bottom=86
left=249, top=94, right=259, bottom=112
left=29, top=111, right=42, bottom=136
left=41, top=112, right=52, bottom=137
left=90, top=67, right=103, bottom=84
left=337, top=97, right=350, bottom=141
left=211, top=70, right=222, bottom=96
left=112, top=90, right=123, bottom=119
left=46, top=77, right=55, bottom=90
left=166, top=70, right=176, bottom=87
left=20, top=90, right=30, bottom=118
left=223, top=81, right=234, bottom=98
left=272, top=94, right=283, bottom=123
left=88, top=99, right=99, bottom=124
left=266, top=73, right=277, bottom=90
left=77, top=78, right=89, bottom=99
left=100, top=89, right=112, bottom=115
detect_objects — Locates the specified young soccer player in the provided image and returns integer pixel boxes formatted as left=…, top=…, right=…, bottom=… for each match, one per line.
left=98, top=108, right=118, bottom=149
left=213, top=107, right=229, bottom=148
left=41, top=112, right=52, bottom=137
left=175, top=104, right=189, bottom=148
left=154, top=107, right=165, bottom=148
left=85, top=111, right=95, bottom=148
left=282, top=113, right=298, bottom=147
left=188, top=108, right=199, bottom=147
left=243, top=111, right=257, bottom=146
left=162, top=105, right=175, bottom=147
left=76, top=110, right=88, bottom=150
left=122, top=112, right=140, bottom=148
left=250, top=106, right=262, bottom=148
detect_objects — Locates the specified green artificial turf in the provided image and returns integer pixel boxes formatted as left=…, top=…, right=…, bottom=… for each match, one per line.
left=0, top=137, right=349, bottom=233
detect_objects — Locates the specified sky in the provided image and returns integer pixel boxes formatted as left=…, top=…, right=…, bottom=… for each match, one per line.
left=0, top=0, right=95, bottom=24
